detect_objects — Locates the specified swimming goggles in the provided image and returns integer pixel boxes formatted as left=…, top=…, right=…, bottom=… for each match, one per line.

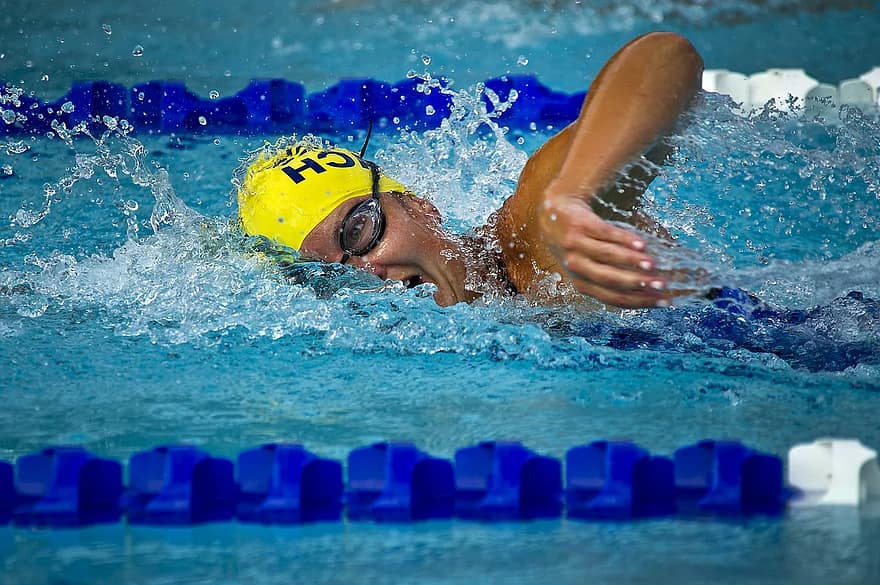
left=338, top=161, right=385, bottom=264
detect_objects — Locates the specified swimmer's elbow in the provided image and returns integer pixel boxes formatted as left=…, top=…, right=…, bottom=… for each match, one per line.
left=638, top=32, right=704, bottom=73
left=636, top=32, right=694, bottom=51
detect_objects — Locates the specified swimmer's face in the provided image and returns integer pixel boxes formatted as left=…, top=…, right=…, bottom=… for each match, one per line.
left=300, top=192, right=477, bottom=306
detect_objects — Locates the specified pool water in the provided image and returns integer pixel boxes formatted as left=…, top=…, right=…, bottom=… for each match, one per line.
left=2, top=1, right=880, bottom=584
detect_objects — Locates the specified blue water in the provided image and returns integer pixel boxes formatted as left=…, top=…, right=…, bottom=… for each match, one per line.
left=2, top=1, right=880, bottom=584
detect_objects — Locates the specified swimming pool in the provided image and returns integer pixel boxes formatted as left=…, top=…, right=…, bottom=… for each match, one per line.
left=2, top=1, right=880, bottom=583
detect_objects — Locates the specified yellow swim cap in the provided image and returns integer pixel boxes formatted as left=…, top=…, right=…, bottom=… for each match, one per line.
left=237, top=142, right=408, bottom=251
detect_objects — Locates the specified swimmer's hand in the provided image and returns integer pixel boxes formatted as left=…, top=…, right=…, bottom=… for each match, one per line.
left=538, top=188, right=672, bottom=309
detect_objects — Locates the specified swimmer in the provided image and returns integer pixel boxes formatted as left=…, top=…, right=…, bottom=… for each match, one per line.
left=237, top=32, right=704, bottom=308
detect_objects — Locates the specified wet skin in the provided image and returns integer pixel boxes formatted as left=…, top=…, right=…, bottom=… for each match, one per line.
left=300, top=191, right=479, bottom=307
left=303, top=32, right=704, bottom=309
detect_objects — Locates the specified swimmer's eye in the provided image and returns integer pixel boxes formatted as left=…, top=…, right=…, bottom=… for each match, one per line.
left=338, top=195, right=385, bottom=262
left=337, top=160, right=385, bottom=264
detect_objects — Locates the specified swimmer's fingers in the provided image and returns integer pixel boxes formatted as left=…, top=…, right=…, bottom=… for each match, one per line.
left=565, top=236, right=657, bottom=275
left=539, top=198, right=652, bottom=279
left=563, top=253, right=664, bottom=294
left=539, top=195, right=669, bottom=308
left=563, top=255, right=672, bottom=308
left=571, top=279, right=672, bottom=309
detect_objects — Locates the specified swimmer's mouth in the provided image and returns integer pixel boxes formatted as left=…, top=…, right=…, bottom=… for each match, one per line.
left=403, top=275, right=425, bottom=289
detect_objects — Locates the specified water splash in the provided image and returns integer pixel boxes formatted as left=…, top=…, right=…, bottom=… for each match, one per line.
left=2, top=80, right=879, bottom=375
left=645, top=92, right=880, bottom=303
left=6, top=116, right=195, bottom=239
left=0, top=86, right=33, bottom=187
left=377, top=73, right=527, bottom=228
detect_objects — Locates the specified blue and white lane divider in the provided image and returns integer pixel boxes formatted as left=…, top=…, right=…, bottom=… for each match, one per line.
left=1, top=439, right=877, bottom=528
left=0, top=76, right=584, bottom=136
left=2, top=68, right=878, bottom=138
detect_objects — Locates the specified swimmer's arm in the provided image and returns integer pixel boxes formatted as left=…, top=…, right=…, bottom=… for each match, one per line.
left=498, top=32, right=703, bottom=308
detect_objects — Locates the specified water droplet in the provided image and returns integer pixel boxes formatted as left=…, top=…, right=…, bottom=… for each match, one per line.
left=15, top=208, right=37, bottom=227
left=25, top=60, right=33, bottom=68
left=223, top=70, right=231, bottom=77
left=40, top=74, right=49, bottom=82
left=137, top=91, right=145, bottom=101
left=421, top=54, right=431, bottom=66
left=60, top=101, right=75, bottom=113
left=425, top=105, right=435, bottom=116
left=124, top=199, right=138, bottom=212
left=1, top=109, right=17, bottom=125
left=183, top=172, right=190, bottom=180
left=549, top=213, right=558, bottom=221
left=213, top=138, right=220, bottom=145
left=392, top=116, right=400, bottom=124
left=209, top=90, right=219, bottom=100
left=198, top=115, right=207, bottom=126
left=102, top=24, right=112, bottom=35
left=516, top=55, right=529, bottom=67
left=6, top=141, right=31, bottom=155
left=529, top=122, right=537, bottom=131
left=17, top=297, right=48, bottom=318
left=1, top=164, right=13, bottom=176
left=406, top=70, right=417, bottom=79
left=131, top=45, right=144, bottom=57
left=102, top=115, right=118, bottom=129
left=516, top=136, right=524, bottom=145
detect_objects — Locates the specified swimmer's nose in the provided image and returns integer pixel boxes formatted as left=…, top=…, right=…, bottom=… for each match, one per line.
left=346, top=255, right=387, bottom=280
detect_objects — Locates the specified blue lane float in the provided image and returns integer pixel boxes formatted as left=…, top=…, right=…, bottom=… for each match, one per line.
left=674, top=440, right=787, bottom=515
left=566, top=441, right=675, bottom=519
left=0, top=75, right=581, bottom=137
left=0, top=438, right=840, bottom=528
left=347, top=442, right=454, bottom=522
left=483, top=76, right=584, bottom=128
left=9, top=447, right=122, bottom=527
left=236, top=443, right=342, bottom=523
left=455, top=441, right=562, bottom=520
left=236, top=79, right=307, bottom=133
left=123, top=445, right=237, bottom=524
left=62, top=81, right=128, bottom=128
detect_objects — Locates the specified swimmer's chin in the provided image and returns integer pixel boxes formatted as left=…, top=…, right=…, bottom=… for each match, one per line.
left=433, top=289, right=456, bottom=307
left=432, top=282, right=481, bottom=307
left=416, top=277, right=457, bottom=307
left=401, top=273, right=474, bottom=306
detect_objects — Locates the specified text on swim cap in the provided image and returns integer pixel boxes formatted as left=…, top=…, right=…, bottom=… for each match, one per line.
left=280, top=150, right=370, bottom=184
